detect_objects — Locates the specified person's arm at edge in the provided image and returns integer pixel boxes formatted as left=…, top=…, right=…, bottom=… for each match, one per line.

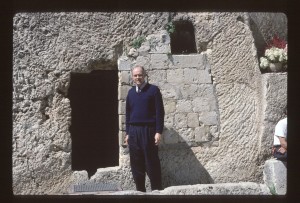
left=154, top=87, right=164, bottom=145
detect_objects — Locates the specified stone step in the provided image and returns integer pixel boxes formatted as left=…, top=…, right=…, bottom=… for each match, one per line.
left=69, top=182, right=271, bottom=195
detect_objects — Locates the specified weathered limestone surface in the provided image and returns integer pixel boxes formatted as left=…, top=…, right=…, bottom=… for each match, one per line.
left=263, top=159, right=287, bottom=195
left=13, top=12, right=287, bottom=194
left=13, top=12, right=169, bottom=195
left=69, top=182, right=271, bottom=195
left=192, top=13, right=263, bottom=184
left=258, top=73, right=287, bottom=162
left=159, top=182, right=271, bottom=195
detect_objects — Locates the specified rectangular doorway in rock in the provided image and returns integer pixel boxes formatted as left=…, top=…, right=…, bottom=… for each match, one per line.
left=68, top=70, right=119, bottom=177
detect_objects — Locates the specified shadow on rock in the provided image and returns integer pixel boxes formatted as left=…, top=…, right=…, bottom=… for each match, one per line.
left=159, top=130, right=214, bottom=189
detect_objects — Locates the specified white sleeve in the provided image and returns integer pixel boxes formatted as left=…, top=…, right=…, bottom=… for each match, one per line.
left=274, top=120, right=286, bottom=138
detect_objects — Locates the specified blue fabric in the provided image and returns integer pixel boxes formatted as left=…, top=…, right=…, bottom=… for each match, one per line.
left=273, top=145, right=287, bottom=162
left=128, top=125, right=162, bottom=191
left=126, top=83, right=165, bottom=134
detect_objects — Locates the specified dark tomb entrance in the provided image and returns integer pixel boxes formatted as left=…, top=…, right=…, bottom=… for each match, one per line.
left=68, top=70, right=119, bottom=177
left=170, top=20, right=197, bottom=54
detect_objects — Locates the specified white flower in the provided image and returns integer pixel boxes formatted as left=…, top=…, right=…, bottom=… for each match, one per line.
left=278, top=55, right=284, bottom=62
left=260, top=44, right=288, bottom=71
left=260, top=57, right=269, bottom=69
left=268, top=53, right=276, bottom=61
left=264, top=46, right=287, bottom=63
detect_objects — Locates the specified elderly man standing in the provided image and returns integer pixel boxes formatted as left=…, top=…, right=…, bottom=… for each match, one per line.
left=125, top=65, right=165, bottom=192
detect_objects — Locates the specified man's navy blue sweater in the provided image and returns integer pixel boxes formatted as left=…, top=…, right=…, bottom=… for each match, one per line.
left=126, top=83, right=165, bottom=134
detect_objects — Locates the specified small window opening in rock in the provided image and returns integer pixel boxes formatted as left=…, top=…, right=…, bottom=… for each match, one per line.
left=170, top=20, right=197, bottom=54
left=68, top=70, right=119, bottom=177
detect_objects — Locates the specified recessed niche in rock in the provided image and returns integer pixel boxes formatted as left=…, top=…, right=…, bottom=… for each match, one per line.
left=68, top=70, right=119, bottom=177
left=170, top=20, right=197, bottom=54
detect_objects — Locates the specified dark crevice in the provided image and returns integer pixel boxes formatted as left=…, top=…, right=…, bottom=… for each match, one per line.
left=40, top=95, right=51, bottom=123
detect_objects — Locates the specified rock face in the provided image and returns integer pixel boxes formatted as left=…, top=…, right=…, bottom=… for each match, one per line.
left=13, top=12, right=287, bottom=194
left=263, top=159, right=287, bottom=195
left=258, top=73, right=287, bottom=163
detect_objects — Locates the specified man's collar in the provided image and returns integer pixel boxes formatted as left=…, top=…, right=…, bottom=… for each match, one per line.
left=136, top=82, right=147, bottom=92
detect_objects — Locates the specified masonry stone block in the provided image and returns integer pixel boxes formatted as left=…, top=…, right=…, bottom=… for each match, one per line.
left=174, top=113, right=187, bottom=128
left=195, top=126, right=211, bottom=142
left=119, top=115, right=126, bottom=130
left=164, top=100, right=176, bottom=114
left=118, top=100, right=126, bottom=114
left=163, top=128, right=179, bottom=144
left=197, top=84, right=214, bottom=97
left=171, top=54, right=205, bottom=69
left=119, top=71, right=131, bottom=85
left=164, top=114, right=174, bottom=128
left=150, top=54, right=170, bottom=70
left=209, top=98, right=218, bottom=111
left=166, top=69, right=184, bottom=83
left=180, top=84, right=198, bottom=99
left=263, top=159, right=286, bottom=195
left=118, top=85, right=131, bottom=100
left=178, top=128, right=194, bottom=143
left=176, top=100, right=192, bottom=113
left=192, top=97, right=210, bottom=112
left=187, top=113, right=199, bottom=127
left=199, top=111, right=218, bottom=125
left=118, top=56, right=133, bottom=71
left=184, top=68, right=212, bottom=84
left=148, top=70, right=167, bottom=85
left=119, top=131, right=127, bottom=146
left=160, top=84, right=181, bottom=99
left=135, top=56, right=150, bottom=70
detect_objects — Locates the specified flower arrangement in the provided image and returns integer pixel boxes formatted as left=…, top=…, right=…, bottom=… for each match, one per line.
left=259, top=35, right=287, bottom=71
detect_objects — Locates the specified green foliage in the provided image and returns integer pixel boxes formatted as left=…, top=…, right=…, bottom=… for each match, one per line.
left=165, top=22, right=175, bottom=34
left=131, top=36, right=146, bottom=49
left=268, top=184, right=277, bottom=195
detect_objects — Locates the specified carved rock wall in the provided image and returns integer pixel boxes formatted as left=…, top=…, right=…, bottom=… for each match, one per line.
left=13, top=12, right=169, bottom=194
left=13, top=12, right=287, bottom=194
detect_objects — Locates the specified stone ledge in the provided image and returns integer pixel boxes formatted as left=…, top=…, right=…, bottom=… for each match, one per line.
left=70, top=182, right=271, bottom=195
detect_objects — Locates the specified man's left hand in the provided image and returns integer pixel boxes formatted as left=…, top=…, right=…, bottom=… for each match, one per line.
left=155, top=133, right=161, bottom=145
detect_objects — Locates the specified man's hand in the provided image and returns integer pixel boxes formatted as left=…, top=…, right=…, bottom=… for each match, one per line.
left=155, top=133, right=161, bottom=145
left=278, top=147, right=287, bottom=154
left=125, top=135, right=129, bottom=145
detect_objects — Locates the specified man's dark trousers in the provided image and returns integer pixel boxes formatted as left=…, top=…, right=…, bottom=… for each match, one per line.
left=128, top=125, right=162, bottom=192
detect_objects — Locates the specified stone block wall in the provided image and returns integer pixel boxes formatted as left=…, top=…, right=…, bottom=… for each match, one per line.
left=117, top=30, right=218, bottom=189
left=118, top=49, right=219, bottom=147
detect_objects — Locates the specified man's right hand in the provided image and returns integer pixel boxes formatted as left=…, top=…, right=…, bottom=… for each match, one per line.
left=278, top=147, right=287, bottom=154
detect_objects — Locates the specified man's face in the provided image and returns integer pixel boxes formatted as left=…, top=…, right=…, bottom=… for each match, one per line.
left=132, top=67, right=145, bottom=86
